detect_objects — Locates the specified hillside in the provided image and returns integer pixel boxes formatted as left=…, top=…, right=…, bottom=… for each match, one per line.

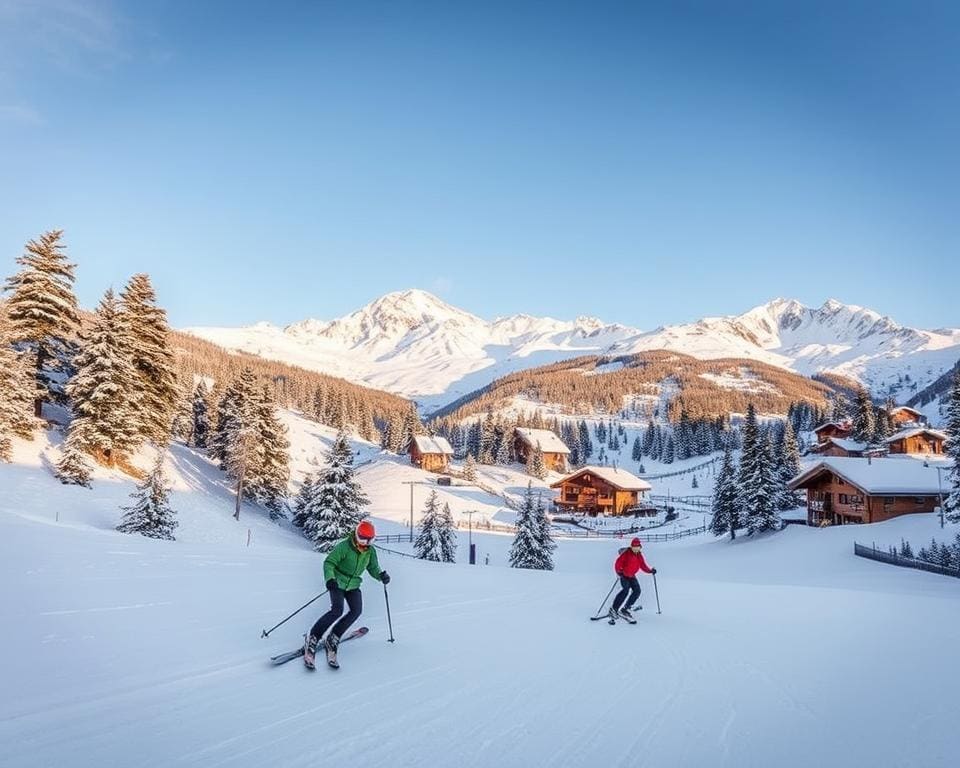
left=432, top=350, right=836, bottom=423
left=184, top=292, right=960, bottom=411
left=2, top=438, right=958, bottom=767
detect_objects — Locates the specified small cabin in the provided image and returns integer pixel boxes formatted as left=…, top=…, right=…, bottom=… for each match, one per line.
left=812, top=421, right=852, bottom=443
left=409, top=435, right=454, bottom=473
left=809, top=437, right=868, bottom=458
left=550, top=466, right=652, bottom=516
left=513, top=428, right=570, bottom=473
left=888, top=406, right=926, bottom=428
left=788, top=457, right=943, bottom=526
left=883, top=428, right=946, bottom=456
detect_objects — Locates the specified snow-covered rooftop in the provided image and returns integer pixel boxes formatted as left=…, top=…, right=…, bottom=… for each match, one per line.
left=883, top=427, right=948, bottom=444
left=816, top=437, right=868, bottom=453
left=788, top=457, right=947, bottom=495
left=890, top=406, right=924, bottom=418
left=411, top=435, right=454, bottom=455
left=552, top=465, right=652, bottom=492
left=514, top=427, right=570, bottom=454
left=813, top=421, right=851, bottom=433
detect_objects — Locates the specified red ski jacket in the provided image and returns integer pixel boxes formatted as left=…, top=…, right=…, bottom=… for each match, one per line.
left=615, top=549, right=653, bottom=578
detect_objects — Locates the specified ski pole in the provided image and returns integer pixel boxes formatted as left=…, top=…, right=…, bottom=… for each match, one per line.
left=383, top=583, right=396, bottom=643
left=653, top=573, right=661, bottom=615
left=592, top=579, right=618, bottom=619
left=261, top=590, right=328, bottom=638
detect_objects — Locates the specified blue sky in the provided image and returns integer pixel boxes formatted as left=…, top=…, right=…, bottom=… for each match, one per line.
left=0, top=1, right=956, bottom=329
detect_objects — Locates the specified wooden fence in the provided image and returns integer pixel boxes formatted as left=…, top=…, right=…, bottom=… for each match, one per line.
left=853, top=542, right=960, bottom=579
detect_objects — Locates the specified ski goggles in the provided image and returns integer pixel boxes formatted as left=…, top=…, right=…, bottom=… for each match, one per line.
left=355, top=533, right=375, bottom=547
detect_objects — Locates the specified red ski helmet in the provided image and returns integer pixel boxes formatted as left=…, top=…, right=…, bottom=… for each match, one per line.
left=630, top=538, right=642, bottom=549
left=355, top=520, right=376, bottom=548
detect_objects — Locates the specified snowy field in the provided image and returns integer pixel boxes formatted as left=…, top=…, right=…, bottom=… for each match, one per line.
left=2, top=428, right=959, bottom=767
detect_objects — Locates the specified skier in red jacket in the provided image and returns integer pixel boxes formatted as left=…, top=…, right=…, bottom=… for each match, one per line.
left=609, top=538, right=656, bottom=623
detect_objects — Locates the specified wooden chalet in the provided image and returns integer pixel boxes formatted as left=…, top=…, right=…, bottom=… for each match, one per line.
left=409, top=435, right=454, bottom=473
left=787, top=457, right=945, bottom=526
left=812, top=421, right=852, bottom=443
left=513, top=427, right=570, bottom=473
left=808, top=437, right=868, bottom=458
left=889, top=406, right=925, bottom=428
left=550, top=466, right=652, bottom=516
left=883, top=427, right=947, bottom=457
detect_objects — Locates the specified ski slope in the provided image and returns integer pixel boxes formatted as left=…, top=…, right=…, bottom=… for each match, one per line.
left=2, top=430, right=959, bottom=767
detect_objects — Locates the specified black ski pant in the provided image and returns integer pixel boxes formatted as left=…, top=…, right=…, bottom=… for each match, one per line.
left=611, top=575, right=641, bottom=612
left=310, top=587, right=362, bottom=641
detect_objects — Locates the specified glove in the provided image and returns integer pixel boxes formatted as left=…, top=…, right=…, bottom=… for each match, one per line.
left=380, top=571, right=391, bottom=585
left=651, top=568, right=657, bottom=575
left=325, top=579, right=339, bottom=592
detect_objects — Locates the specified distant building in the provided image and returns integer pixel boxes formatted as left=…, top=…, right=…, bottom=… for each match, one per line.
left=808, top=437, right=869, bottom=458
left=513, top=427, right=570, bottom=473
left=883, top=427, right=947, bottom=457
left=812, top=421, right=852, bottom=443
left=550, top=466, right=652, bottom=516
left=409, top=435, right=454, bottom=473
left=787, top=457, right=945, bottom=526
left=888, top=406, right=926, bottom=428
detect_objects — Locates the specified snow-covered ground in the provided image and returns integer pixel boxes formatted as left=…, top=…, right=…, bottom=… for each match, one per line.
left=2, top=427, right=959, bottom=767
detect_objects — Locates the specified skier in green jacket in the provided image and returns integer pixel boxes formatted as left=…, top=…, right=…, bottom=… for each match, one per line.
left=304, top=520, right=390, bottom=669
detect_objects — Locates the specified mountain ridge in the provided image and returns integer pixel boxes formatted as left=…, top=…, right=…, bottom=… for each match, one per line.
left=184, top=291, right=960, bottom=411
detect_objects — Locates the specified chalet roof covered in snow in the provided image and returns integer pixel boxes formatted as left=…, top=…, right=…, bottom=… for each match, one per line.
left=788, top=457, right=946, bottom=496
left=411, top=435, right=454, bottom=455
left=889, top=406, right=924, bottom=419
left=819, top=437, right=868, bottom=452
left=882, top=427, right=948, bottom=444
left=813, top=421, right=850, bottom=433
left=514, top=427, right=570, bottom=454
left=551, top=465, right=652, bottom=492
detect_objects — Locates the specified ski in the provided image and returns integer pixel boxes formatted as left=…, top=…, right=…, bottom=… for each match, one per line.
left=270, top=626, right=369, bottom=666
left=589, top=605, right=641, bottom=622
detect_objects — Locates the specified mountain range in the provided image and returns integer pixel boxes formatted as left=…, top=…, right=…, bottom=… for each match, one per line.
left=184, top=290, right=960, bottom=413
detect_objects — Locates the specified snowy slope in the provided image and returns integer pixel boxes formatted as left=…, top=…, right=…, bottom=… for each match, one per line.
left=185, top=293, right=959, bottom=412
left=2, top=450, right=959, bottom=767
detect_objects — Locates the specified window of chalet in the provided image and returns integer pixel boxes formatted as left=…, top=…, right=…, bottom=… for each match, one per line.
left=914, top=497, right=927, bottom=504
left=884, top=497, right=895, bottom=508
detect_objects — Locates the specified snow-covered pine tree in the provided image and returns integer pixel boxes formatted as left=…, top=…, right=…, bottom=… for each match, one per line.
left=210, top=383, right=239, bottom=463
left=710, top=446, right=740, bottom=540
left=691, top=475, right=699, bottom=489
left=495, top=429, right=512, bottom=465
left=509, top=482, right=554, bottom=570
left=303, top=431, right=370, bottom=551
left=578, top=420, right=593, bottom=461
left=63, top=289, right=140, bottom=467
left=463, top=453, right=478, bottom=483
left=642, top=420, right=655, bottom=455
left=3, top=230, right=80, bottom=417
left=742, top=431, right=782, bottom=536
left=479, top=412, right=497, bottom=463
left=528, top=443, right=547, bottom=479
left=116, top=454, right=178, bottom=540
left=221, top=368, right=261, bottom=519
left=851, top=387, right=876, bottom=444
left=55, top=428, right=93, bottom=486
left=191, top=381, right=210, bottom=448
left=0, top=304, right=38, bottom=460
left=899, top=539, right=914, bottom=559
left=439, top=502, right=458, bottom=563
left=943, top=373, right=960, bottom=523
left=777, top=420, right=803, bottom=510
left=253, top=385, right=291, bottom=520
left=119, top=274, right=178, bottom=444
left=631, top=436, right=642, bottom=462
left=292, top=472, right=316, bottom=528
left=414, top=490, right=457, bottom=562
left=662, top=434, right=675, bottom=464
left=533, top=491, right=556, bottom=570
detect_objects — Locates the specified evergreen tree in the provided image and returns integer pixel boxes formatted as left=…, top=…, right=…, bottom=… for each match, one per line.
left=631, top=436, right=642, bottom=462
left=528, top=444, right=547, bottom=479
left=292, top=472, right=316, bottom=528
left=63, top=290, right=140, bottom=466
left=0, top=304, right=37, bottom=460
left=191, top=381, right=211, bottom=448
left=638, top=462, right=646, bottom=474
left=119, top=274, right=178, bottom=444
left=578, top=420, right=593, bottom=461
left=851, top=387, right=876, bottom=444
left=55, top=429, right=93, bottom=487
left=479, top=412, right=497, bottom=463
left=495, top=429, right=512, bottom=465
left=533, top=491, right=556, bottom=570
left=661, top=434, right=675, bottom=464
left=3, top=230, right=80, bottom=416
left=777, top=420, right=804, bottom=510
left=642, top=420, right=655, bottom=455
left=899, top=539, right=914, bottom=559
left=463, top=453, right=478, bottom=483
left=509, top=482, right=554, bottom=570
left=414, top=492, right=457, bottom=563
left=221, top=368, right=261, bottom=519
left=710, top=447, right=740, bottom=540
left=691, top=475, right=699, bottom=489
left=252, top=386, right=291, bottom=520
left=116, top=454, right=178, bottom=540
left=942, top=373, right=960, bottom=522
left=303, top=431, right=369, bottom=551
left=742, top=431, right=781, bottom=536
